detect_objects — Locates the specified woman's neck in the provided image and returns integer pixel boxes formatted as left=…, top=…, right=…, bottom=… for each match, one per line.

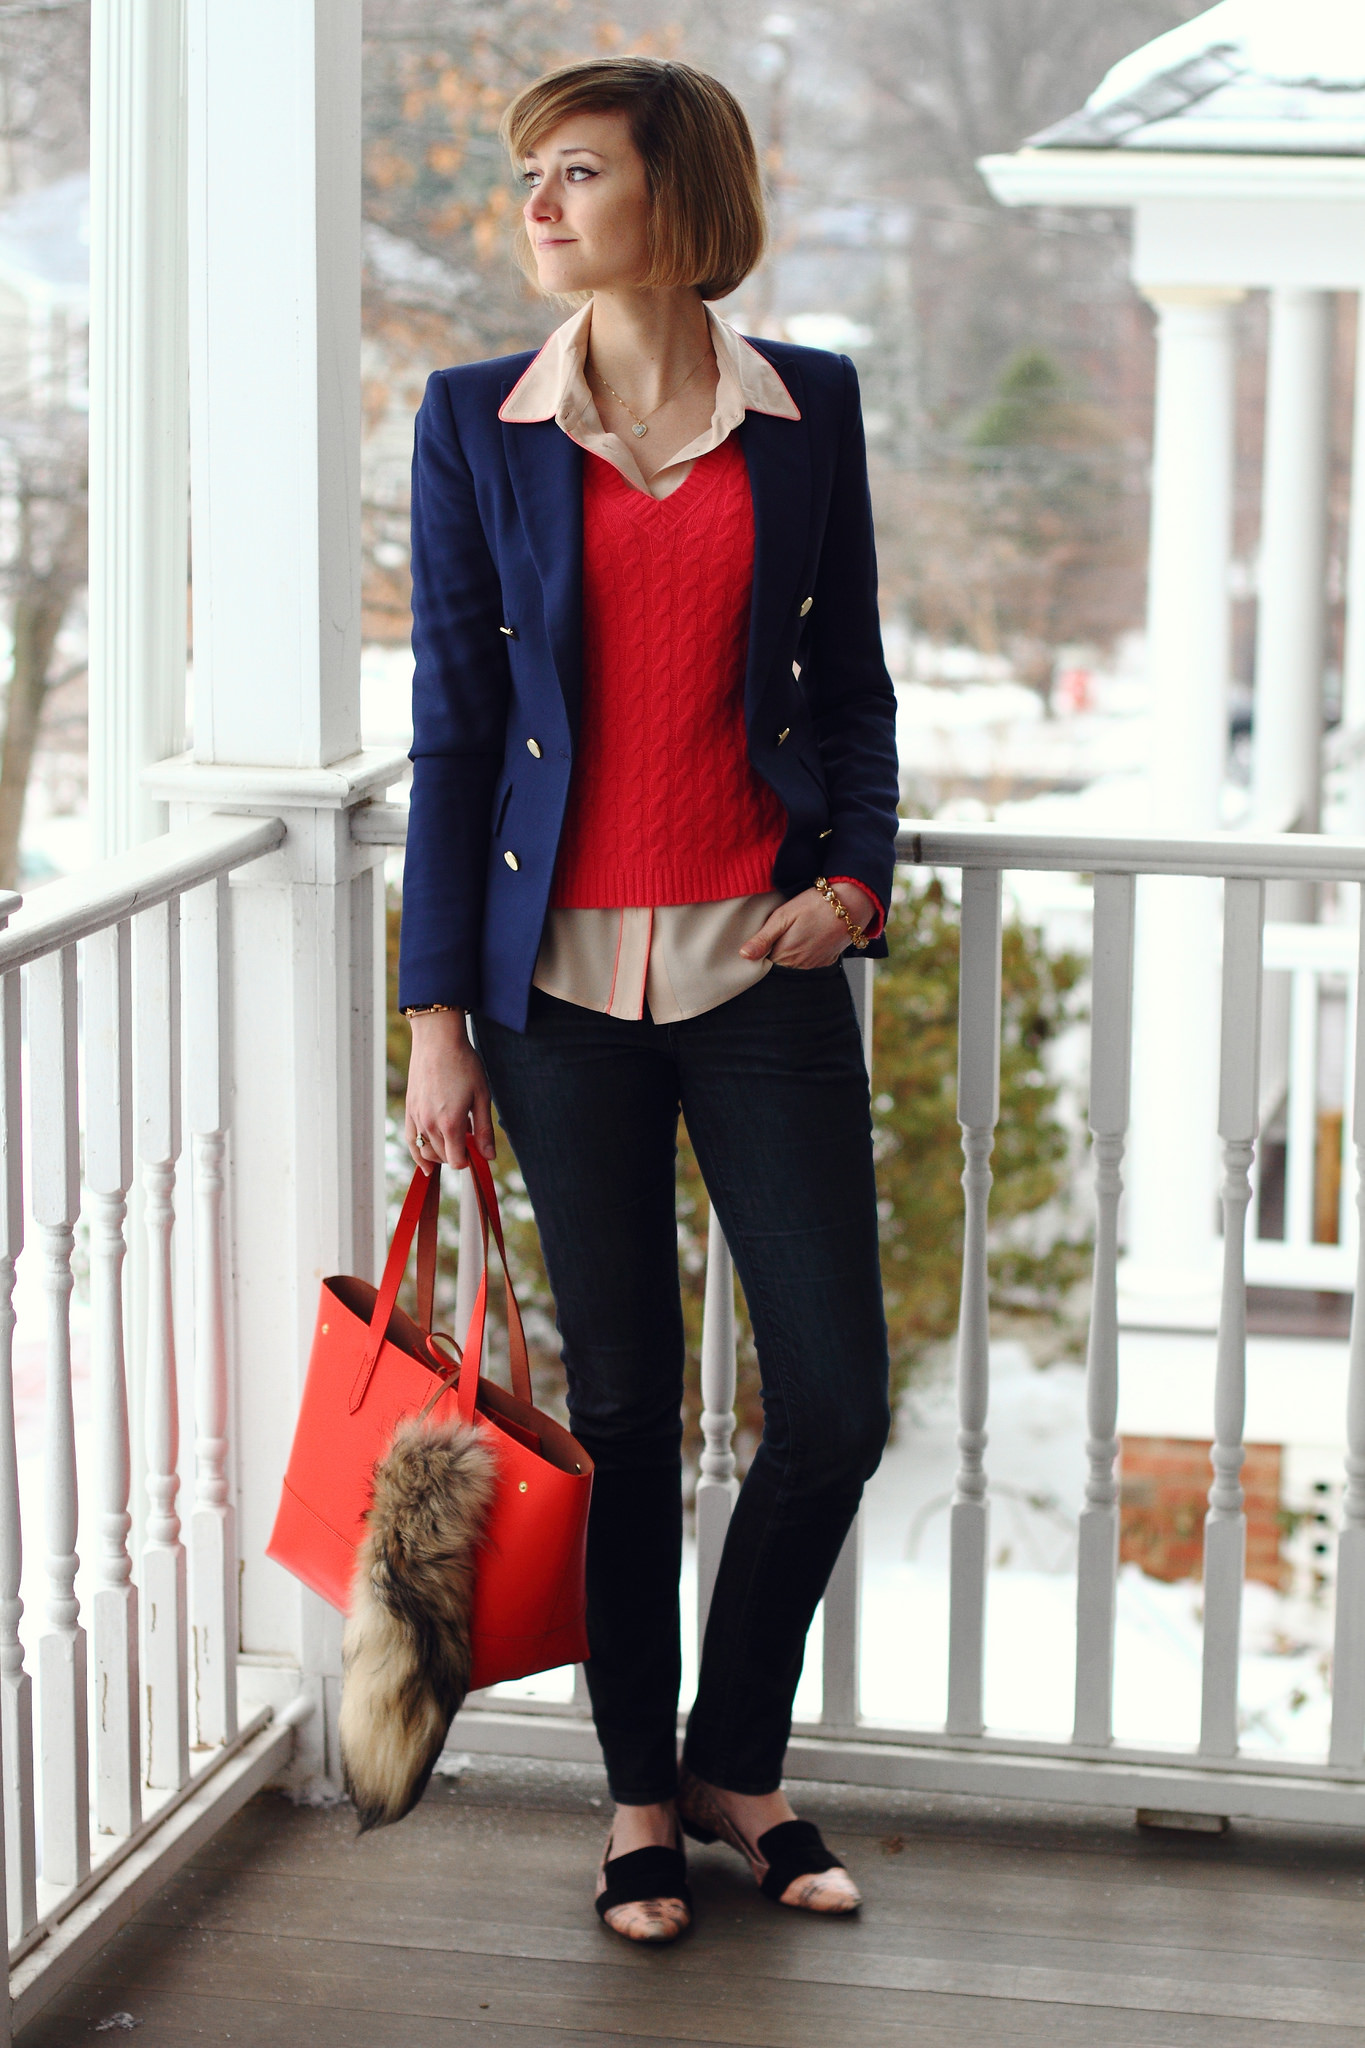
left=585, top=288, right=712, bottom=415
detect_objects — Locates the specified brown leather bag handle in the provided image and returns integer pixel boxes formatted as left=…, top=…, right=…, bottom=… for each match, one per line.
left=349, top=1167, right=437, bottom=1412
left=459, top=1150, right=533, bottom=1406
left=349, top=1159, right=532, bottom=1415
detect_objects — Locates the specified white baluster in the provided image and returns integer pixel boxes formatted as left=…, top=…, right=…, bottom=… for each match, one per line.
left=821, top=1519, right=861, bottom=1730
left=0, top=967, right=34, bottom=1933
left=1073, top=873, right=1136, bottom=1747
left=1284, top=966, right=1318, bottom=1250
left=1200, top=877, right=1264, bottom=1758
left=183, top=879, right=237, bottom=1748
left=27, top=947, right=88, bottom=1886
left=1338, top=957, right=1357, bottom=1254
left=137, top=900, right=189, bottom=1790
left=842, top=953, right=875, bottom=1072
left=822, top=955, right=876, bottom=1730
left=83, top=922, right=141, bottom=1833
left=1331, top=884, right=1365, bottom=1765
left=696, top=1205, right=739, bottom=1655
left=558, top=1110, right=593, bottom=1713
left=947, top=868, right=1002, bottom=1737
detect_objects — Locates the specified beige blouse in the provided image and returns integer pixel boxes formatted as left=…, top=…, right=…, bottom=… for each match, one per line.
left=498, top=303, right=799, bottom=1023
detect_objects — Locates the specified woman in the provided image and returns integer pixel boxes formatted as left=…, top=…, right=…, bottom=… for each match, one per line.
left=400, top=55, right=898, bottom=1944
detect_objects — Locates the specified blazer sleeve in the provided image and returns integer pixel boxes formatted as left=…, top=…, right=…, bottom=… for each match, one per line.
left=804, top=357, right=900, bottom=927
left=398, top=371, right=510, bottom=1012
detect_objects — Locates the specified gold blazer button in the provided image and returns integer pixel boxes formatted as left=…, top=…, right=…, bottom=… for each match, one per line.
left=504, top=850, right=520, bottom=871
left=799, top=596, right=813, bottom=616
left=776, top=727, right=790, bottom=745
left=526, top=737, right=542, bottom=758
left=499, top=624, right=516, bottom=638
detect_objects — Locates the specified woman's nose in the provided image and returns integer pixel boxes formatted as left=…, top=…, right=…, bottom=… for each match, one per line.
left=525, top=183, right=560, bottom=223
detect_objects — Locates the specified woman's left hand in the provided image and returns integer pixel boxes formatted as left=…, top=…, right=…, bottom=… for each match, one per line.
left=740, top=882, right=877, bottom=969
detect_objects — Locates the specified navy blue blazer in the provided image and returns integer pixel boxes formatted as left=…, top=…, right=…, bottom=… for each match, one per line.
left=398, top=336, right=901, bottom=1031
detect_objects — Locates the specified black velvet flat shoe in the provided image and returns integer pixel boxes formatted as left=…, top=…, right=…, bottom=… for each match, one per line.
left=677, top=1769, right=861, bottom=1913
left=594, top=1831, right=693, bottom=1943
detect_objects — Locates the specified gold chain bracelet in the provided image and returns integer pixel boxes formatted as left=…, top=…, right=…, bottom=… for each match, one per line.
left=402, top=1002, right=459, bottom=1019
left=814, top=876, right=870, bottom=951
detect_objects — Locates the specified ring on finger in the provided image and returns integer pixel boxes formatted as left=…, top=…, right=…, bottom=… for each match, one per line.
left=415, top=1130, right=429, bottom=1150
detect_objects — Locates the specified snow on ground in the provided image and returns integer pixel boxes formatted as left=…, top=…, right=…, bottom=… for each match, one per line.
left=895, top=679, right=1151, bottom=796
left=894, top=632, right=1156, bottom=813
left=494, top=1341, right=1339, bottom=1760
left=361, top=640, right=417, bottom=751
left=19, top=786, right=91, bottom=883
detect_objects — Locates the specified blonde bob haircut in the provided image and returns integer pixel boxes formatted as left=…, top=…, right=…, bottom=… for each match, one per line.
left=500, top=57, right=766, bottom=304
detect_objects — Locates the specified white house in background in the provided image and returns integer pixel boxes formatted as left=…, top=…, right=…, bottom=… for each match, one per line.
left=0, top=171, right=88, bottom=414
left=981, top=0, right=1365, bottom=1330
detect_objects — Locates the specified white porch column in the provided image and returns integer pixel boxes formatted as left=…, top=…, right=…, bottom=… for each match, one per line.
left=1140, top=290, right=1241, bottom=839
left=1121, top=289, right=1240, bottom=1328
left=1252, top=288, right=1334, bottom=837
left=1341, top=295, right=1365, bottom=829
left=88, top=0, right=189, bottom=857
left=163, top=0, right=398, bottom=1792
left=187, top=0, right=360, bottom=769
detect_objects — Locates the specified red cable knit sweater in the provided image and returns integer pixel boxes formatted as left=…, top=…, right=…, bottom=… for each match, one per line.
left=550, top=440, right=787, bottom=909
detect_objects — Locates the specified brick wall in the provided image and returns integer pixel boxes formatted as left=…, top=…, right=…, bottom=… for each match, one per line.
left=1119, top=1436, right=1285, bottom=1588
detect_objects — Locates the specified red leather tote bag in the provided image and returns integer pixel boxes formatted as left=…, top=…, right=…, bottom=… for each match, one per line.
left=267, top=1151, right=592, bottom=1692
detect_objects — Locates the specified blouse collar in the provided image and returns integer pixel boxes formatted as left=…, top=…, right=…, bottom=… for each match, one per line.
left=498, top=304, right=797, bottom=497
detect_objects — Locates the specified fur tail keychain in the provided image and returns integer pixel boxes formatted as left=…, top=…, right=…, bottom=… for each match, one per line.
left=338, top=1411, right=497, bottom=1831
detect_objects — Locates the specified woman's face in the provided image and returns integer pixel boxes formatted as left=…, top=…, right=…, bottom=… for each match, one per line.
left=520, top=109, right=651, bottom=297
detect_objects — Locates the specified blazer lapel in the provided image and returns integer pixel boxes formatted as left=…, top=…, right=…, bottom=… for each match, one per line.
left=501, top=407, right=584, bottom=737
left=738, top=400, right=811, bottom=730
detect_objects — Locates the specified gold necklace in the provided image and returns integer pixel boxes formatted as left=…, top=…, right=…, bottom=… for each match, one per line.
left=591, top=346, right=712, bottom=438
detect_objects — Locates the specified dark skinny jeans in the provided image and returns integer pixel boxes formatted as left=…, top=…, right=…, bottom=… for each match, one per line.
left=473, top=962, right=890, bottom=1801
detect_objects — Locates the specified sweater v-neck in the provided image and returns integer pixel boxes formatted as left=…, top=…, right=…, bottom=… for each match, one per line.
left=586, top=438, right=740, bottom=515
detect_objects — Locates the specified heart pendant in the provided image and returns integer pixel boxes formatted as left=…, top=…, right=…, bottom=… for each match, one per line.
left=632, top=422, right=648, bottom=437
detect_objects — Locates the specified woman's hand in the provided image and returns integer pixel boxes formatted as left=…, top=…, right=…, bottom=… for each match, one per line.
left=405, top=1010, right=496, bottom=1174
left=740, top=882, right=877, bottom=970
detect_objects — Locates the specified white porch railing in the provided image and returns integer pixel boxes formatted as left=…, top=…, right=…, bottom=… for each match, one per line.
left=0, top=813, right=310, bottom=2039
left=15, top=801, right=1365, bottom=2032
left=357, top=813, right=1365, bottom=1833
left=1249, top=918, right=1357, bottom=1289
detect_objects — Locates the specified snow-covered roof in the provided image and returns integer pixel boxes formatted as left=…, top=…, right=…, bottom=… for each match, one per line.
left=1029, top=0, right=1365, bottom=155
left=0, top=171, right=88, bottom=305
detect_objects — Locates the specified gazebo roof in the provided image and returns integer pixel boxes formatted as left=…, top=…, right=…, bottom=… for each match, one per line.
left=1029, top=0, right=1365, bottom=156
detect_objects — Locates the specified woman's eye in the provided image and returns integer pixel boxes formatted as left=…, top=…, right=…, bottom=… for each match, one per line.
left=565, top=165, right=596, bottom=182
left=520, top=170, right=541, bottom=189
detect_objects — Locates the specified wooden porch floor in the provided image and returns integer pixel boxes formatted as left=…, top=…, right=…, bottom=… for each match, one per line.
left=15, top=1753, right=1365, bottom=2047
